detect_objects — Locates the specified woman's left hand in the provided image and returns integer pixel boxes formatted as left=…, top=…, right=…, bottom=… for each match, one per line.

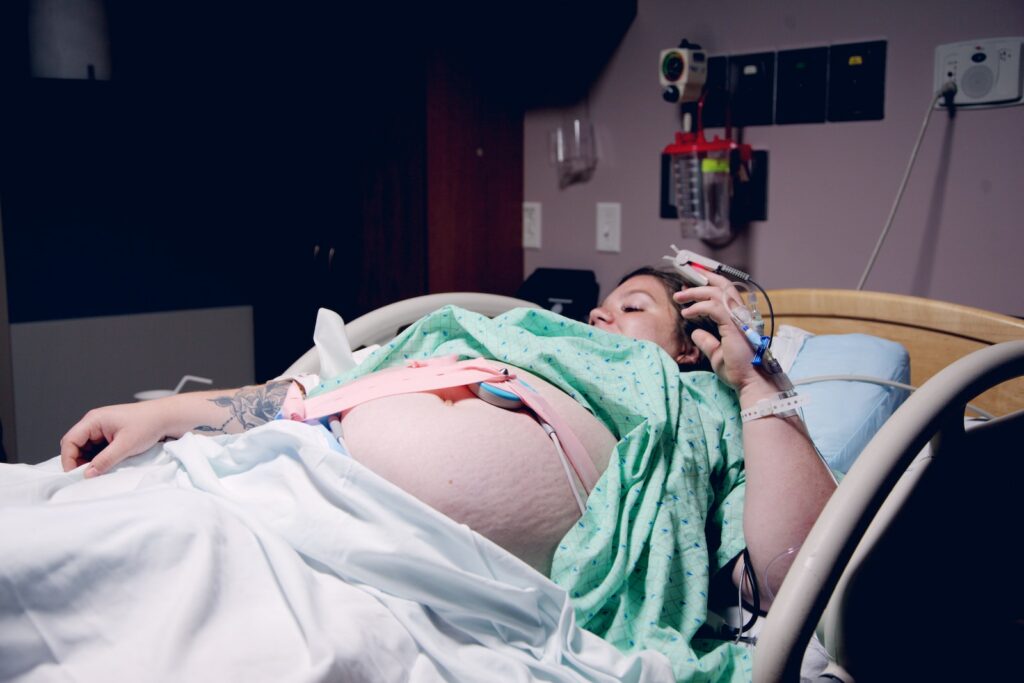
left=673, top=271, right=773, bottom=396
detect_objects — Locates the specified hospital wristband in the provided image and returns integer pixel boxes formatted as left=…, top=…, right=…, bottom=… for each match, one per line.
left=739, top=391, right=808, bottom=423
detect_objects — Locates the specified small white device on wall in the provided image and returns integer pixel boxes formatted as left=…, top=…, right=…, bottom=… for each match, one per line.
left=934, top=37, right=1023, bottom=108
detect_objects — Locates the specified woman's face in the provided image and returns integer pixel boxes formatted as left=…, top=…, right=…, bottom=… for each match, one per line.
left=588, top=275, right=688, bottom=363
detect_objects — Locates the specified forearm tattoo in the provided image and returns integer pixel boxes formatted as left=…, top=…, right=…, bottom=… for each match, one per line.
left=194, top=380, right=292, bottom=434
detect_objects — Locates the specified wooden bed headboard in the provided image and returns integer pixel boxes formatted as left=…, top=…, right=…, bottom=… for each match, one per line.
left=763, top=289, right=1024, bottom=416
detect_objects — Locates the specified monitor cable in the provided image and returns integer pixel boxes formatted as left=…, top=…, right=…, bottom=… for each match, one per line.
left=857, top=80, right=958, bottom=290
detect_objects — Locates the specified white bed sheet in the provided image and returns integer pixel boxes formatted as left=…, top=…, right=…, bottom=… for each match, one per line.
left=0, top=421, right=674, bottom=683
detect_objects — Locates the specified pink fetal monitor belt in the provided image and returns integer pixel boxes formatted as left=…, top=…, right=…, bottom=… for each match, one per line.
left=281, top=355, right=600, bottom=507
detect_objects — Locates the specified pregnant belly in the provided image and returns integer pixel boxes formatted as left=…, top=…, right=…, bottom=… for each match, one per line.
left=339, top=366, right=616, bottom=573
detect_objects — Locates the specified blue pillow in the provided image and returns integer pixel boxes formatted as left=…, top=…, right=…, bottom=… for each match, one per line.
left=787, top=334, right=911, bottom=474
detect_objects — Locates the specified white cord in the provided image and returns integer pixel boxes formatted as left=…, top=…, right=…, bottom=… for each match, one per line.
left=328, top=415, right=345, bottom=441
left=794, top=373, right=915, bottom=391
left=547, top=429, right=588, bottom=515
left=857, top=82, right=957, bottom=291
left=797, top=412, right=841, bottom=486
left=793, top=373, right=994, bottom=420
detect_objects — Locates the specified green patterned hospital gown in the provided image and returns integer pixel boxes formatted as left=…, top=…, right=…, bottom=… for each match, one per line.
left=309, top=306, right=753, bottom=681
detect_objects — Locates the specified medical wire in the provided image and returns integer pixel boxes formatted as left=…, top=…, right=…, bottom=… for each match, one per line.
left=793, top=374, right=995, bottom=420
left=328, top=415, right=345, bottom=440
left=793, top=412, right=840, bottom=486
left=544, top=425, right=588, bottom=515
left=723, top=279, right=776, bottom=349
left=738, top=547, right=761, bottom=639
left=857, top=81, right=958, bottom=291
left=471, top=376, right=589, bottom=514
left=746, top=278, right=775, bottom=345
left=719, top=289, right=839, bottom=485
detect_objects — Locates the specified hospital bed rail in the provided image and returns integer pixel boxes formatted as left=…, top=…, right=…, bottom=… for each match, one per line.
left=754, top=340, right=1024, bottom=682
left=280, top=293, right=539, bottom=378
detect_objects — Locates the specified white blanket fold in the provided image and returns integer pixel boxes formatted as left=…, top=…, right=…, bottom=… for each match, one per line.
left=0, top=422, right=672, bottom=683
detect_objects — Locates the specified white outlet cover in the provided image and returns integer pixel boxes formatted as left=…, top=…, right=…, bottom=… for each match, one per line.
left=523, top=202, right=541, bottom=249
left=934, top=37, right=1023, bottom=108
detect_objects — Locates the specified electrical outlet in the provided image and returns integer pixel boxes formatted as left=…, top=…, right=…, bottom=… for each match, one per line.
left=523, top=202, right=542, bottom=249
left=596, top=202, right=621, bottom=252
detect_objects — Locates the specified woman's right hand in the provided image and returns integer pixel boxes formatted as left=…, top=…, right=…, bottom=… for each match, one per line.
left=59, top=400, right=175, bottom=477
left=673, top=270, right=769, bottom=395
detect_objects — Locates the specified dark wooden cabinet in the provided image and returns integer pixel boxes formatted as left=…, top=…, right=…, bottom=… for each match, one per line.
left=249, top=32, right=528, bottom=379
left=1, top=3, right=635, bottom=381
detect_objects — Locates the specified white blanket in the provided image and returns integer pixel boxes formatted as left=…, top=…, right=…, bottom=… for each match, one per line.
left=0, top=421, right=673, bottom=682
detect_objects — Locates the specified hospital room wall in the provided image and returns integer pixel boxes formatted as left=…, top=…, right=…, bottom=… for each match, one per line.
left=523, top=0, right=1024, bottom=316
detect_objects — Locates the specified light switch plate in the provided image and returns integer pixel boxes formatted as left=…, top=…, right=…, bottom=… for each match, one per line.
left=523, top=202, right=542, bottom=249
left=596, top=202, right=621, bottom=252
left=728, top=52, right=776, bottom=126
left=828, top=40, right=887, bottom=121
left=776, top=46, right=828, bottom=124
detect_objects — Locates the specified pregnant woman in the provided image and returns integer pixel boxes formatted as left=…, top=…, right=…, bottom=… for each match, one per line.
left=59, top=267, right=835, bottom=678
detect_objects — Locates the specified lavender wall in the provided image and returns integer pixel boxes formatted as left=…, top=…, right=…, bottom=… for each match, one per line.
left=524, top=0, right=1024, bottom=316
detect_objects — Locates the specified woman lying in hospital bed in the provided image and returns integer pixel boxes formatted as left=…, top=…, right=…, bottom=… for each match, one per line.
left=57, top=268, right=836, bottom=679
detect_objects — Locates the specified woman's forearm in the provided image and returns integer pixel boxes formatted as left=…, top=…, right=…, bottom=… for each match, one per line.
left=161, top=380, right=293, bottom=438
left=734, top=377, right=837, bottom=606
left=61, top=380, right=296, bottom=475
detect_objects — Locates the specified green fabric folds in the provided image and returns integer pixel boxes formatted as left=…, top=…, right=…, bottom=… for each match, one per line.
left=310, top=306, right=752, bottom=681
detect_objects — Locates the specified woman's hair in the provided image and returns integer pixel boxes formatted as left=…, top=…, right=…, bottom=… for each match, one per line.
left=618, top=266, right=717, bottom=372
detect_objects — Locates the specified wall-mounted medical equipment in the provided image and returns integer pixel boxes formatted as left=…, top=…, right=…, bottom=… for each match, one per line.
left=699, top=41, right=888, bottom=127
left=934, top=37, right=1023, bottom=109
left=661, top=132, right=750, bottom=245
left=658, top=126, right=767, bottom=244
left=658, top=40, right=767, bottom=246
left=550, top=117, right=598, bottom=188
left=659, top=40, right=707, bottom=103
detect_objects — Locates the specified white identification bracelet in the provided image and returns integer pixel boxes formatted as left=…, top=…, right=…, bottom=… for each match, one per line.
left=740, top=392, right=809, bottom=423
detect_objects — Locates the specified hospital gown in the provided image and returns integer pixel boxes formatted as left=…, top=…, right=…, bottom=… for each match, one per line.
left=310, top=307, right=752, bottom=682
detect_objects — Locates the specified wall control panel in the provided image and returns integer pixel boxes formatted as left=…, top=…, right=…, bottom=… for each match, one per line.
left=934, top=37, right=1023, bottom=108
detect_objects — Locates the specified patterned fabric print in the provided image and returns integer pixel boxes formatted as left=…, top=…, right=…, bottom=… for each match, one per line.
left=308, top=306, right=750, bottom=681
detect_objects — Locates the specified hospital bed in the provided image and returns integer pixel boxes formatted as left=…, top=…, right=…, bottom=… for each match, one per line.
left=1, top=288, right=1021, bottom=682
left=287, top=286, right=1024, bottom=680
left=750, top=289, right=1024, bottom=681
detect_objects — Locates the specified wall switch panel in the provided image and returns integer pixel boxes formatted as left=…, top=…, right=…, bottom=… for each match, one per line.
left=828, top=40, right=887, bottom=121
left=697, top=53, right=775, bottom=127
left=523, top=202, right=542, bottom=249
left=696, top=43, right=890, bottom=128
left=934, top=37, right=1023, bottom=108
left=776, top=46, right=828, bottom=124
left=596, top=202, right=621, bottom=252
left=700, top=56, right=729, bottom=128
left=729, top=52, right=776, bottom=126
